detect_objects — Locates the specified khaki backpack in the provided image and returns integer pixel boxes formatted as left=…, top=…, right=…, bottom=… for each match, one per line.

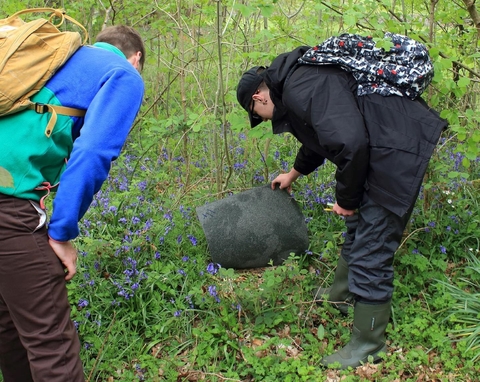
left=0, top=8, right=88, bottom=137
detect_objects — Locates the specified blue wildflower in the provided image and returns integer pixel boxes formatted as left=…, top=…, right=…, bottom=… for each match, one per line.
left=187, top=234, right=197, bottom=246
left=206, top=262, right=220, bottom=275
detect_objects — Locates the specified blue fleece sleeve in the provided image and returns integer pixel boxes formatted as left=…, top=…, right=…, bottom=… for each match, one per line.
left=47, top=67, right=144, bottom=241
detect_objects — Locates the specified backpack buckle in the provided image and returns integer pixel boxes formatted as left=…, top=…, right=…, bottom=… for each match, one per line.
left=33, top=103, right=49, bottom=114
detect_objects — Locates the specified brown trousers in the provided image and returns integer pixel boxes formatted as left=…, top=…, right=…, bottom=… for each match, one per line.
left=0, top=194, right=84, bottom=382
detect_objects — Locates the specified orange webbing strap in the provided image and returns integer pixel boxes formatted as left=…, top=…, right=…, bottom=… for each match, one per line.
left=9, top=7, right=88, bottom=44
left=34, top=181, right=59, bottom=209
left=27, top=102, right=86, bottom=138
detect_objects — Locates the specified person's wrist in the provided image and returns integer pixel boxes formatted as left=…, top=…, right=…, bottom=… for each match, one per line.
left=48, top=236, right=68, bottom=244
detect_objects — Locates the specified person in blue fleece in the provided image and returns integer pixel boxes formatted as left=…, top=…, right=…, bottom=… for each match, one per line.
left=0, top=25, right=145, bottom=381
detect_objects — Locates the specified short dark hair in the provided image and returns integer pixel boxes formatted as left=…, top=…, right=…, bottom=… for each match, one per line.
left=96, top=25, right=146, bottom=70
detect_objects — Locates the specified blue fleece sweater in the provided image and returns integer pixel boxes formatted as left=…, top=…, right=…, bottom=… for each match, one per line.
left=0, top=44, right=144, bottom=241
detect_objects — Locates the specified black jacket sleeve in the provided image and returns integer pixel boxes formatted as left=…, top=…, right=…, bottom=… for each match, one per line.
left=293, top=145, right=325, bottom=175
left=283, top=66, right=369, bottom=210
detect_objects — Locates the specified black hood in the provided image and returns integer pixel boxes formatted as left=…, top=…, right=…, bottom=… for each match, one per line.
left=264, top=47, right=310, bottom=109
left=263, top=46, right=311, bottom=133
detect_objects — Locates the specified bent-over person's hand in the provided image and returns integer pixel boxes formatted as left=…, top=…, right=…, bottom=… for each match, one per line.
left=271, top=168, right=302, bottom=192
left=332, top=202, right=356, bottom=217
left=48, top=239, right=78, bottom=281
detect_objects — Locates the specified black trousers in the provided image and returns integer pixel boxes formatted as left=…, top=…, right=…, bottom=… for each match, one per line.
left=0, top=194, right=84, bottom=382
left=340, top=193, right=413, bottom=303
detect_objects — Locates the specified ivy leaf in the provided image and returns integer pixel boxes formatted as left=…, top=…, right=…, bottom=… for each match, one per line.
left=0, top=167, right=13, bottom=188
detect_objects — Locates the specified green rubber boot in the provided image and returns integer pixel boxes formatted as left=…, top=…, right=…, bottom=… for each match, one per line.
left=313, top=255, right=354, bottom=315
left=320, top=301, right=391, bottom=369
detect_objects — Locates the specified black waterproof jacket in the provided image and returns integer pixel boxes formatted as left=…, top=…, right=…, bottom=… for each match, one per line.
left=265, top=47, right=448, bottom=217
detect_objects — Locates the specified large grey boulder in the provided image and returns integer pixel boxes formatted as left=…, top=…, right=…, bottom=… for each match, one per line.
left=196, top=185, right=309, bottom=269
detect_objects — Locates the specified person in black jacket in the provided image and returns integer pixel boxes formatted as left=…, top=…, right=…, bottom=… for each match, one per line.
left=236, top=45, right=447, bottom=369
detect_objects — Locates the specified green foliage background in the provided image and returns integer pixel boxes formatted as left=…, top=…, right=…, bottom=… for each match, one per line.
left=1, top=0, right=480, bottom=381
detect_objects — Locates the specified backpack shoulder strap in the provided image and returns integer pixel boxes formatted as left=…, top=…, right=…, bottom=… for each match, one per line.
left=27, top=102, right=86, bottom=138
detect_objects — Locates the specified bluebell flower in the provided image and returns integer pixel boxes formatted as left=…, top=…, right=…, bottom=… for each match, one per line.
left=208, top=285, right=221, bottom=302
left=253, top=173, right=265, bottom=183
left=78, top=299, right=89, bottom=309
left=206, top=262, right=220, bottom=275
left=187, top=234, right=197, bottom=246
left=233, top=160, right=247, bottom=170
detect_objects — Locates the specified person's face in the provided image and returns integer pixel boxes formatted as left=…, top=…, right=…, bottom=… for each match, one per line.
left=251, top=89, right=274, bottom=122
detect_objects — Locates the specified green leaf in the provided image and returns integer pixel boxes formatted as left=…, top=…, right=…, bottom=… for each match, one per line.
left=317, top=324, right=325, bottom=340
left=457, top=77, right=470, bottom=87
left=233, top=3, right=258, bottom=18
left=258, top=4, right=274, bottom=18
left=472, top=131, right=480, bottom=143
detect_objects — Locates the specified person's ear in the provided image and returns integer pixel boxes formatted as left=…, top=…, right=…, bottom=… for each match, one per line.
left=252, top=90, right=262, bottom=103
left=127, top=51, right=142, bottom=72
